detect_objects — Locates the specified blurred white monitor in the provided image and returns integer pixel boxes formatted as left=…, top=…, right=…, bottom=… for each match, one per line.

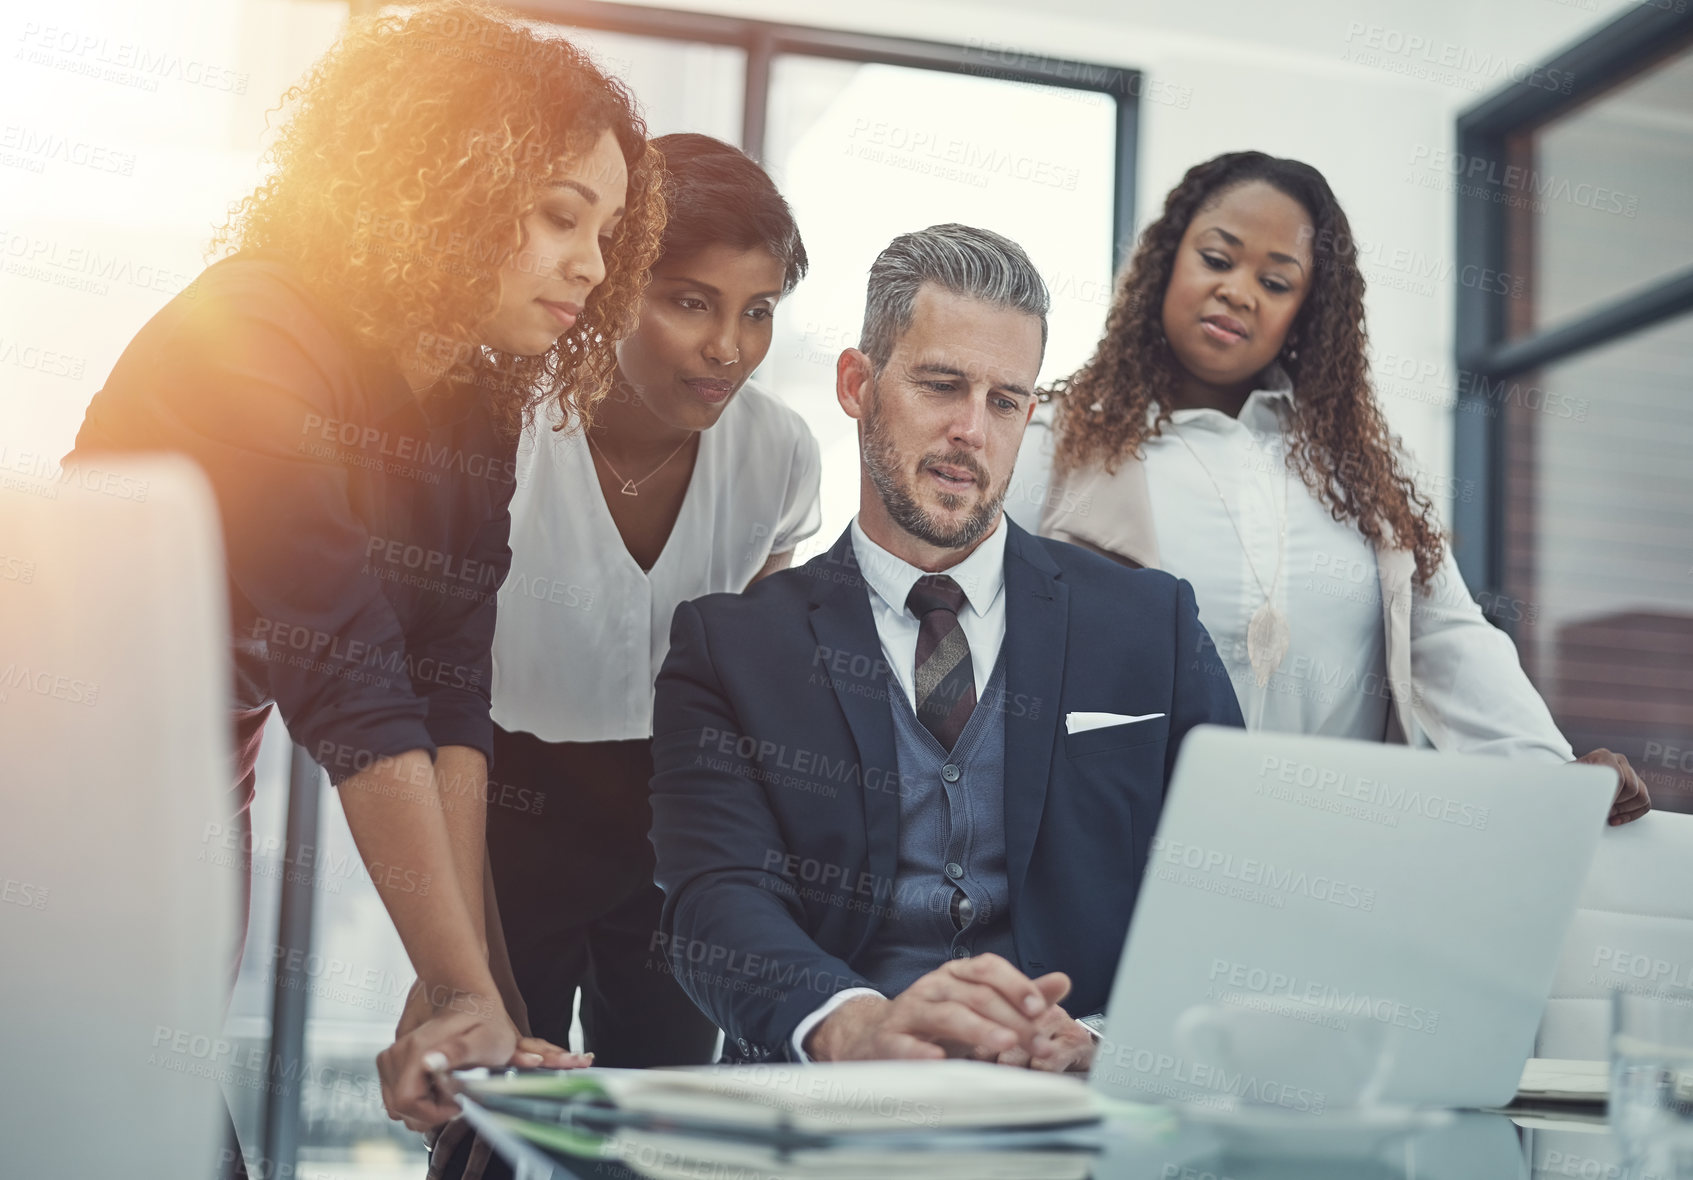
left=0, top=457, right=235, bottom=1178
left=1092, top=726, right=1615, bottom=1110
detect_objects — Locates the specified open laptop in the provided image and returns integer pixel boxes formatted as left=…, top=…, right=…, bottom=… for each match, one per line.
left=1091, top=726, right=1617, bottom=1111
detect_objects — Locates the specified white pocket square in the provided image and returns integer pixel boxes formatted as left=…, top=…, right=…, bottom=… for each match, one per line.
left=1065, top=711, right=1165, bottom=735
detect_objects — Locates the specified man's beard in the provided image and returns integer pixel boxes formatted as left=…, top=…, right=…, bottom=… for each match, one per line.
left=861, top=389, right=1008, bottom=551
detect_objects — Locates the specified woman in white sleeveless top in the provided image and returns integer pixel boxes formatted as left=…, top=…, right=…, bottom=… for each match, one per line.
left=1011, top=150, right=1648, bottom=826
left=487, top=135, right=821, bottom=1065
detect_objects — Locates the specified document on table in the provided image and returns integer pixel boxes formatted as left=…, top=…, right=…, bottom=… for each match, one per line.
left=1514, top=1058, right=1609, bottom=1104
left=458, top=1060, right=1104, bottom=1135
left=605, top=1128, right=1099, bottom=1180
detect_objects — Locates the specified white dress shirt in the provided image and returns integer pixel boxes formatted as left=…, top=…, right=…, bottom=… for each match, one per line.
left=788, top=513, right=1010, bottom=1059
left=491, top=381, right=821, bottom=741
left=849, top=514, right=1009, bottom=710
left=1009, top=373, right=1571, bottom=759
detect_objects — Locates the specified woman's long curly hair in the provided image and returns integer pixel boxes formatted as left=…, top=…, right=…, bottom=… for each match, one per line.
left=211, top=1, right=665, bottom=436
left=1048, top=151, right=1445, bottom=585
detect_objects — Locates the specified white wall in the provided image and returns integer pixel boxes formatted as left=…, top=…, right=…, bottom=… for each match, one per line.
left=0, top=0, right=349, bottom=464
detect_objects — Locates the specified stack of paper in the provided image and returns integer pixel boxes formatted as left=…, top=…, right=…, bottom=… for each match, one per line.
left=452, top=1061, right=1109, bottom=1169
left=1513, top=1059, right=1609, bottom=1105
left=605, top=1128, right=1099, bottom=1180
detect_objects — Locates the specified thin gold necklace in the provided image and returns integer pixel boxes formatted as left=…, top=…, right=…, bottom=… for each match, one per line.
left=586, top=430, right=694, bottom=497
left=1169, top=425, right=1292, bottom=688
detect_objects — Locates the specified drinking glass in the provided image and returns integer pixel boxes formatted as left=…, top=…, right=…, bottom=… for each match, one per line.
left=1611, top=990, right=1693, bottom=1175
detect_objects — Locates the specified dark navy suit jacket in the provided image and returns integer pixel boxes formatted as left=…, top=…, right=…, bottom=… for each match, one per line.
left=649, top=519, right=1243, bottom=1061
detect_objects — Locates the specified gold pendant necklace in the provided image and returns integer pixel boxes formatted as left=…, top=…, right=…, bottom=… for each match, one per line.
left=1170, top=427, right=1292, bottom=688
left=586, top=430, right=694, bottom=497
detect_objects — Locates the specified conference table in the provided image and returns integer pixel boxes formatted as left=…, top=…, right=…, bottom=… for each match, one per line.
left=458, top=1087, right=1624, bottom=1180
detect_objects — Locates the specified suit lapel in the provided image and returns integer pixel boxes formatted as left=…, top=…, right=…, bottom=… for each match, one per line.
left=1000, top=521, right=1068, bottom=905
left=805, top=530, right=901, bottom=918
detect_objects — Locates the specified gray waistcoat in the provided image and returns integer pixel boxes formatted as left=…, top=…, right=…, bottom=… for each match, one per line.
left=856, top=656, right=1018, bottom=997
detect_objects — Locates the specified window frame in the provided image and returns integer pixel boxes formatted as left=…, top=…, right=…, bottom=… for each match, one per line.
left=1452, top=3, right=1693, bottom=600
left=495, top=0, right=1143, bottom=269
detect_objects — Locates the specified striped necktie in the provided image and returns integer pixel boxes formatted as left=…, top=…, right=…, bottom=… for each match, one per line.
left=906, top=574, right=976, bottom=751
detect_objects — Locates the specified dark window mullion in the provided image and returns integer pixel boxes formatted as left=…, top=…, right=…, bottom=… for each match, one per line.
left=1451, top=121, right=1509, bottom=594
left=1470, top=266, right=1693, bottom=380
left=741, top=29, right=772, bottom=161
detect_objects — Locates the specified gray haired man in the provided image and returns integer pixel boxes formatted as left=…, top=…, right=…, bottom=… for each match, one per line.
left=647, top=224, right=1243, bottom=1069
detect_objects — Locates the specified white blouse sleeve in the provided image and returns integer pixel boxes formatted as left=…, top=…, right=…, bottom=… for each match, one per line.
left=769, top=423, right=822, bottom=555
left=1407, top=547, right=1573, bottom=762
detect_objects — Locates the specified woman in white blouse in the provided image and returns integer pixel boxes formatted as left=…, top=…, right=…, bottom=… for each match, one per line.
left=487, top=134, right=821, bottom=1065
left=1012, top=150, right=1649, bottom=824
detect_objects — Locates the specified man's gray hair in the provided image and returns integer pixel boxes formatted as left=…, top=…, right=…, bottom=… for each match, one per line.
left=858, top=223, right=1049, bottom=373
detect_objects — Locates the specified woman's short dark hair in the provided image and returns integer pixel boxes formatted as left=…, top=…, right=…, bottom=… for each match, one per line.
left=650, top=133, right=807, bottom=294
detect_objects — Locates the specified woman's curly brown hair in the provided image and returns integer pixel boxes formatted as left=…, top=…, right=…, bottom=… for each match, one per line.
left=1048, top=151, right=1446, bottom=586
left=211, top=1, right=665, bottom=436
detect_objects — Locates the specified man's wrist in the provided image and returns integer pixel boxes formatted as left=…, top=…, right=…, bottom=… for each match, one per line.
left=806, top=994, right=886, bottom=1061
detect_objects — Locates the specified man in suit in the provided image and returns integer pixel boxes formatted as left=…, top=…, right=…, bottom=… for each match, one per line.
left=649, top=224, right=1243, bottom=1070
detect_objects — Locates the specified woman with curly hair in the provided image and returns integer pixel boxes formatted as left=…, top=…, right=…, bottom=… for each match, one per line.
left=485, top=133, right=816, bottom=1069
left=66, top=1, right=666, bottom=1143
left=1019, top=150, right=1648, bottom=824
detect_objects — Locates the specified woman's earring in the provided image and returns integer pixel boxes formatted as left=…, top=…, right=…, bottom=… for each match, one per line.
left=1281, top=337, right=1299, bottom=363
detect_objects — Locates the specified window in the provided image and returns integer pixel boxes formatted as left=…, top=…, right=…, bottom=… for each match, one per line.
left=1511, top=49, right=1693, bottom=337
left=528, top=23, right=745, bottom=140
left=508, top=0, right=1139, bottom=553
left=758, top=56, right=1118, bottom=553
left=1455, top=6, right=1693, bottom=813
